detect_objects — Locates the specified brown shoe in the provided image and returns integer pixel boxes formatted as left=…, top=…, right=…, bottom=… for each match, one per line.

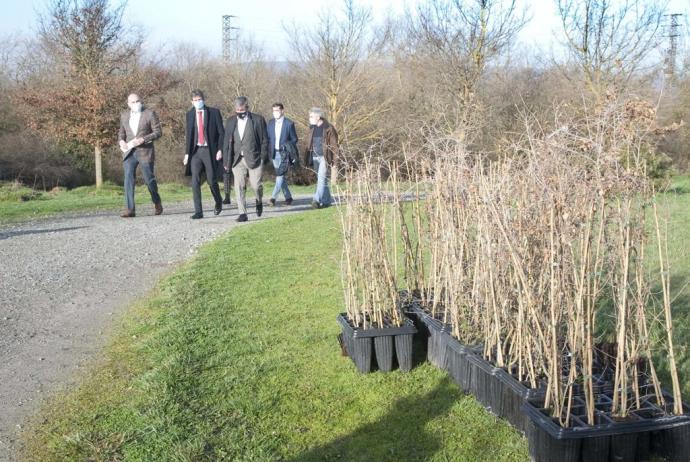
left=154, top=202, right=163, bottom=215
left=120, top=209, right=136, bottom=218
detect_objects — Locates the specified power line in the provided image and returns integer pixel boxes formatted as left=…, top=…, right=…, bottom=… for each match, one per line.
left=222, top=15, right=239, bottom=63
left=664, top=13, right=683, bottom=77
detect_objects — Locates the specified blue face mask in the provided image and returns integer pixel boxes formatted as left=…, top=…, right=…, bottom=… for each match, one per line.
left=193, top=100, right=204, bottom=110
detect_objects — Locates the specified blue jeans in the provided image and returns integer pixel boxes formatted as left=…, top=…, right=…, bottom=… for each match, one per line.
left=271, top=152, right=292, bottom=200
left=312, top=155, right=332, bottom=206
left=123, top=153, right=160, bottom=210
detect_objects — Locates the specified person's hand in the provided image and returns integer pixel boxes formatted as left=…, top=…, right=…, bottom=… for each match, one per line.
left=183, top=154, right=189, bottom=166
left=224, top=165, right=229, bottom=172
left=133, top=137, right=145, bottom=147
left=119, top=140, right=127, bottom=151
left=216, top=150, right=222, bottom=161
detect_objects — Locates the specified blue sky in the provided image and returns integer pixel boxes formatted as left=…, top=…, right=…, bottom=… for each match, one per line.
left=2, top=0, right=688, bottom=59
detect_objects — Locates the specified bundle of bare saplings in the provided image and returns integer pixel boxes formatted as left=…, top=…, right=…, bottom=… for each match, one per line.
left=337, top=99, right=689, bottom=461
left=337, top=159, right=417, bottom=373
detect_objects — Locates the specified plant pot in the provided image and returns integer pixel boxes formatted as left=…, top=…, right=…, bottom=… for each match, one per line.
left=374, top=335, right=394, bottom=372
left=395, top=333, right=414, bottom=372
left=337, top=313, right=417, bottom=374
left=526, top=418, right=582, bottom=462
left=406, top=302, right=451, bottom=370
left=660, top=424, right=690, bottom=462
left=579, top=435, right=610, bottom=462
left=446, top=338, right=473, bottom=393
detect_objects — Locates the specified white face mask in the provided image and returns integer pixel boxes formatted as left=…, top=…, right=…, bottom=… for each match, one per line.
left=273, top=111, right=282, bottom=119
left=309, top=117, right=319, bottom=125
left=129, top=102, right=143, bottom=113
left=193, top=100, right=204, bottom=110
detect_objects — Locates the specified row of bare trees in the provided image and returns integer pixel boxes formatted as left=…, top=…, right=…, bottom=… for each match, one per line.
left=0, top=0, right=687, bottom=188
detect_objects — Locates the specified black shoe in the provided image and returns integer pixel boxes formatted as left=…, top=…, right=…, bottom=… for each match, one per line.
left=214, top=203, right=222, bottom=216
left=269, top=198, right=276, bottom=206
left=190, top=212, right=203, bottom=219
left=236, top=213, right=248, bottom=222
left=285, top=197, right=293, bottom=205
left=311, top=200, right=320, bottom=209
left=222, top=196, right=231, bottom=205
left=256, top=200, right=263, bottom=217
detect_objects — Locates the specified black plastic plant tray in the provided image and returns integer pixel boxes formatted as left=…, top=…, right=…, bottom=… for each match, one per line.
left=443, top=335, right=544, bottom=433
left=465, top=349, right=546, bottom=433
left=523, top=393, right=690, bottom=439
left=523, top=393, right=690, bottom=462
left=438, top=329, right=690, bottom=461
left=337, top=313, right=417, bottom=338
left=337, top=313, right=417, bottom=374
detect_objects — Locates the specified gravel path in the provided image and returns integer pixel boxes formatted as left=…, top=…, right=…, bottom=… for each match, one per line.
left=0, top=197, right=312, bottom=461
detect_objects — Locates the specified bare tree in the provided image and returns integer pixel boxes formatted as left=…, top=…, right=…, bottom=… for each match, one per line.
left=285, top=0, right=393, bottom=179
left=556, top=0, right=666, bottom=100
left=0, top=34, right=22, bottom=81
left=166, top=36, right=277, bottom=113
left=218, top=36, right=279, bottom=116
left=403, top=0, right=527, bottom=142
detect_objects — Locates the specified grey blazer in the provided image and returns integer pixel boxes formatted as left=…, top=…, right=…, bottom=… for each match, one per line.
left=117, top=108, right=162, bottom=162
left=222, top=112, right=269, bottom=170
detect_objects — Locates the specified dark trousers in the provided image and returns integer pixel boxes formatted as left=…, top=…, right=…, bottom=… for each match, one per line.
left=223, top=171, right=233, bottom=198
left=191, top=147, right=222, bottom=214
left=124, top=153, right=160, bottom=211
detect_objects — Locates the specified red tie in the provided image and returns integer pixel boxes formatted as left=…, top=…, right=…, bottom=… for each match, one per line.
left=197, top=111, right=205, bottom=145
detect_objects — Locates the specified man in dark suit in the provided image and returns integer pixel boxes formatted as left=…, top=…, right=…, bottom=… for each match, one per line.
left=117, top=93, right=163, bottom=218
left=222, top=96, right=269, bottom=222
left=266, top=102, right=298, bottom=206
left=184, top=89, right=224, bottom=219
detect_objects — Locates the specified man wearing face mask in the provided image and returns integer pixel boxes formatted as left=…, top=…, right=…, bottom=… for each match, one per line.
left=117, top=93, right=163, bottom=218
left=222, top=96, right=269, bottom=222
left=305, top=107, right=339, bottom=208
left=266, top=102, right=298, bottom=206
left=183, top=89, right=225, bottom=219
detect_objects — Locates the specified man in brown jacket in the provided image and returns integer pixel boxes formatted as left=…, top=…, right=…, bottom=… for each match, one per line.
left=305, top=107, right=338, bottom=208
left=117, top=93, right=163, bottom=218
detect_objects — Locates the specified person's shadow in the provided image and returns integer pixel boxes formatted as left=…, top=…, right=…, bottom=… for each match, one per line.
left=286, top=376, right=461, bottom=462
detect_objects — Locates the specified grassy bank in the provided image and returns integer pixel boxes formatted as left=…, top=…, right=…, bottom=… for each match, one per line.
left=17, top=177, right=690, bottom=461
left=0, top=181, right=313, bottom=224
left=20, top=208, right=529, bottom=461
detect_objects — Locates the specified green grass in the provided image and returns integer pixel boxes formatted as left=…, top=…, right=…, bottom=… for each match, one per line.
left=0, top=181, right=189, bottom=224
left=20, top=208, right=529, bottom=462
left=0, top=181, right=313, bottom=224
left=18, top=176, right=690, bottom=461
left=652, top=175, right=690, bottom=398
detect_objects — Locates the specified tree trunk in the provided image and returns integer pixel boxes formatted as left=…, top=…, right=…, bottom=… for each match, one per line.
left=94, top=145, right=103, bottom=189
